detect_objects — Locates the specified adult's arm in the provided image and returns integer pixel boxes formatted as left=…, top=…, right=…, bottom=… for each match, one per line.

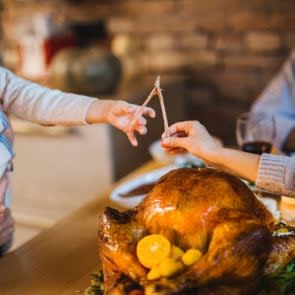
left=162, top=121, right=295, bottom=198
left=0, top=67, right=96, bottom=126
left=213, top=149, right=295, bottom=197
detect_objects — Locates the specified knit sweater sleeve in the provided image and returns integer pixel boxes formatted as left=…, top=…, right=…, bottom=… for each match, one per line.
left=0, top=67, right=97, bottom=126
left=256, top=153, right=295, bottom=197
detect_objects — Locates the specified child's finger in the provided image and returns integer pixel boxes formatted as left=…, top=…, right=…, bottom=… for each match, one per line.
left=136, top=116, right=147, bottom=126
left=127, top=132, right=138, bottom=147
left=114, top=101, right=135, bottom=115
left=126, top=105, right=136, bottom=113
left=142, top=107, right=156, bottom=118
left=128, top=120, right=147, bottom=135
left=135, top=126, right=147, bottom=135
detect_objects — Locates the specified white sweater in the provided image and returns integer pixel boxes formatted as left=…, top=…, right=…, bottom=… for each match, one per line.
left=0, top=67, right=97, bottom=207
left=0, top=66, right=96, bottom=126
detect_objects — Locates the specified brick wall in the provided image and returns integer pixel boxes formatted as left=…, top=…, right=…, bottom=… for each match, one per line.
left=2, top=0, right=295, bottom=144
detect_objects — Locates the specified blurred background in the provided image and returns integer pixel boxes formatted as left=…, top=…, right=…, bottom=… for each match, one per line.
left=0, top=0, right=294, bottom=248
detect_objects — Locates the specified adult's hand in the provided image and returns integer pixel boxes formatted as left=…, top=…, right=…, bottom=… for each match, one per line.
left=161, top=121, right=222, bottom=162
left=161, top=120, right=260, bottom=183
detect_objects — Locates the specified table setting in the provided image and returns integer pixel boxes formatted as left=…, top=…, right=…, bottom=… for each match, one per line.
left=0, top=76, right=294, bottom=295
left=92, top=77, right=294, bottom=295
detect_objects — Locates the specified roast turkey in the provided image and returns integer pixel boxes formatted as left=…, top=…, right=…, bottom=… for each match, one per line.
left=98, top=168, right=295, bottom=294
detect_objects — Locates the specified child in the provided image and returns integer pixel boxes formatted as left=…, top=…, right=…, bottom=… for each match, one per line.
left=0, top=66, right=155, bottom=254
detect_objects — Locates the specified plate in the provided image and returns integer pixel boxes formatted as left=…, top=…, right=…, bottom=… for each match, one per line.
left=242, top=180, right=281, bottom=220
left=110, top=165, right=177, bottom=208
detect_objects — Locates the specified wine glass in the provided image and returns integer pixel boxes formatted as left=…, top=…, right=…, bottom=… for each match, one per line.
left=236, top=112, right=276, bottom=154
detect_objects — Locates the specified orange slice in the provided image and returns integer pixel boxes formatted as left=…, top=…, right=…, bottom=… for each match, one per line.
left=136, top=234, right=171, bottom=269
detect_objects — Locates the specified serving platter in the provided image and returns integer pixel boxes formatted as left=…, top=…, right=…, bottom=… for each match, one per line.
left=110, top=163, right=281, bottom=220
left=110, top=165, right=177, bottom=208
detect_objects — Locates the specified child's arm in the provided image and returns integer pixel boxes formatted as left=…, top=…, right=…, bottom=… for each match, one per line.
left=85, top=99, right=155, bottom=146
left=0, top=66, right=96, bottom=126
left=0, top=67, right=155, bottom=146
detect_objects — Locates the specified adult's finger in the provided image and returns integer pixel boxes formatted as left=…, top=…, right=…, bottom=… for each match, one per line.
left=162, top=130, right=187, bottom=139
left=164, top=147, right=187, bottom=155
left=162, top=121, right=192, bottom=138
left=161, top=136, right=189, bottom=150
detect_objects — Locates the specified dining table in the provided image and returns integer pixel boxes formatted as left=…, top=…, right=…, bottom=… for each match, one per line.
left=0, top=160, right=163, bottom=295
left=1, top=159, right=295, bottom=295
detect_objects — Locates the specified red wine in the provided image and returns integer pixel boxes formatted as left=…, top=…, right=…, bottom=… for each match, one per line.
left=242, top=141, right=272, bottom=154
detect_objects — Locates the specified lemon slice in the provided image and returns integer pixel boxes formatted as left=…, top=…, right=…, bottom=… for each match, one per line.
left=136, top=234, right=171, bottom=269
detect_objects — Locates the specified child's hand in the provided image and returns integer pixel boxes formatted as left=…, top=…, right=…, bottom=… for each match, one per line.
left=107, top=100, right=155, bottom=146
left=161, top=121, right=222, bottom=162
left=86, top=100, right=155, bottom=146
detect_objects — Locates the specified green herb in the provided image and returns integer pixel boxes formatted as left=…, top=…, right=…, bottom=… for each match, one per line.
left=258, top=260, right=295, bottom=295
left=84, top=270, right=104, bottom=295
left=85, top=261, right=295, bottom=295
